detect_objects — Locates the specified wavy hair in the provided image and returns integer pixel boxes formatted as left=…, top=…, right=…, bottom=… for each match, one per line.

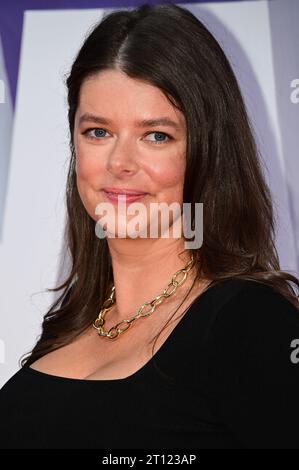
left=20, top=2, right=299, bottom=371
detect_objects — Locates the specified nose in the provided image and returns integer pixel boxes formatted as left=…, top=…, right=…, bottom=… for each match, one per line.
left=107, top=136, right=139, bottom=176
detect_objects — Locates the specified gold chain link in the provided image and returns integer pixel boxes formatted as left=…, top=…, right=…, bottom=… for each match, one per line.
left=92, top=251, right=195, bottom=340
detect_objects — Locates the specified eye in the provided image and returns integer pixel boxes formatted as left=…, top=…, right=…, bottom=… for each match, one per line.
left=81, top=128, right=173, bottom=145
left=82, top=128, right=109, bottom=140
left=144, top=131, right=173, bottom=145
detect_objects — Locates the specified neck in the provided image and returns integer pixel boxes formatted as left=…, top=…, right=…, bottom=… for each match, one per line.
left=106, top=236, right=197, bottom=320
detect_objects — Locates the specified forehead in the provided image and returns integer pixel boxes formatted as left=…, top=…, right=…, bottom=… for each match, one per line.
left=77, top=69, right=186, bottom=129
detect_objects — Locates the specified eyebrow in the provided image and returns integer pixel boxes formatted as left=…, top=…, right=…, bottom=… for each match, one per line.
left=78, top=113, right=182, bottom=131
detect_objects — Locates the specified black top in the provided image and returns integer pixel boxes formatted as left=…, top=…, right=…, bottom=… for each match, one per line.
left=1, top=279, right=299, bottom=449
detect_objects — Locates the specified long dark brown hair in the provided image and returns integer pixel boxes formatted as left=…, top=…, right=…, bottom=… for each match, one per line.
left=20, top=2, right=299, bottom=371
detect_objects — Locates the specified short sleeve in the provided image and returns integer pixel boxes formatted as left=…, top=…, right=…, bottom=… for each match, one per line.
left=201, top=282, right=299, bottom=449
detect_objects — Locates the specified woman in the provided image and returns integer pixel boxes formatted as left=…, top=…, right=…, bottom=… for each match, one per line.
left=1, top=3, right=299, bottom=449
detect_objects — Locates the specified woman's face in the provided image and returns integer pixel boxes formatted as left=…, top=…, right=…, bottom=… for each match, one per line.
left=74, top=68, right=187, bottom=238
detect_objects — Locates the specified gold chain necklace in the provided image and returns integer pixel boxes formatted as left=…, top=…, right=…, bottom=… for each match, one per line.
left=92, top=252, right=195, bottom=340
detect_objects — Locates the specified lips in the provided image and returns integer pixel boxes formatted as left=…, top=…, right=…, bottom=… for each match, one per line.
left=103, top=190, right=147, bottom=204
left=103, top=187, right=148, bottom=196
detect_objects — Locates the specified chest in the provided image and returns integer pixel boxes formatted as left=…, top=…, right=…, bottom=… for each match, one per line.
left=30, top=310, right=187, bottom=380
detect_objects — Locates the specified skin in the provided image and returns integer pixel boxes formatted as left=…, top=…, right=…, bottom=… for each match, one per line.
left=74, top=68, right=202, bottom=324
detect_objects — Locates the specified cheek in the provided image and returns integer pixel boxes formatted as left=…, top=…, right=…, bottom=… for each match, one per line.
left=76, top=157, right=95, bottom=181
left=148, top=152, right=186, bottom=189
left=75, top=147, right=103, bottom=188
left=75, top=158, right=101, bottom=222
left=75, top=147, right=103, bottom=217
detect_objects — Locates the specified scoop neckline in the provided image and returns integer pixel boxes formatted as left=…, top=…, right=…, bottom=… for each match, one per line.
left=22, top=280, right=222, bottom=385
